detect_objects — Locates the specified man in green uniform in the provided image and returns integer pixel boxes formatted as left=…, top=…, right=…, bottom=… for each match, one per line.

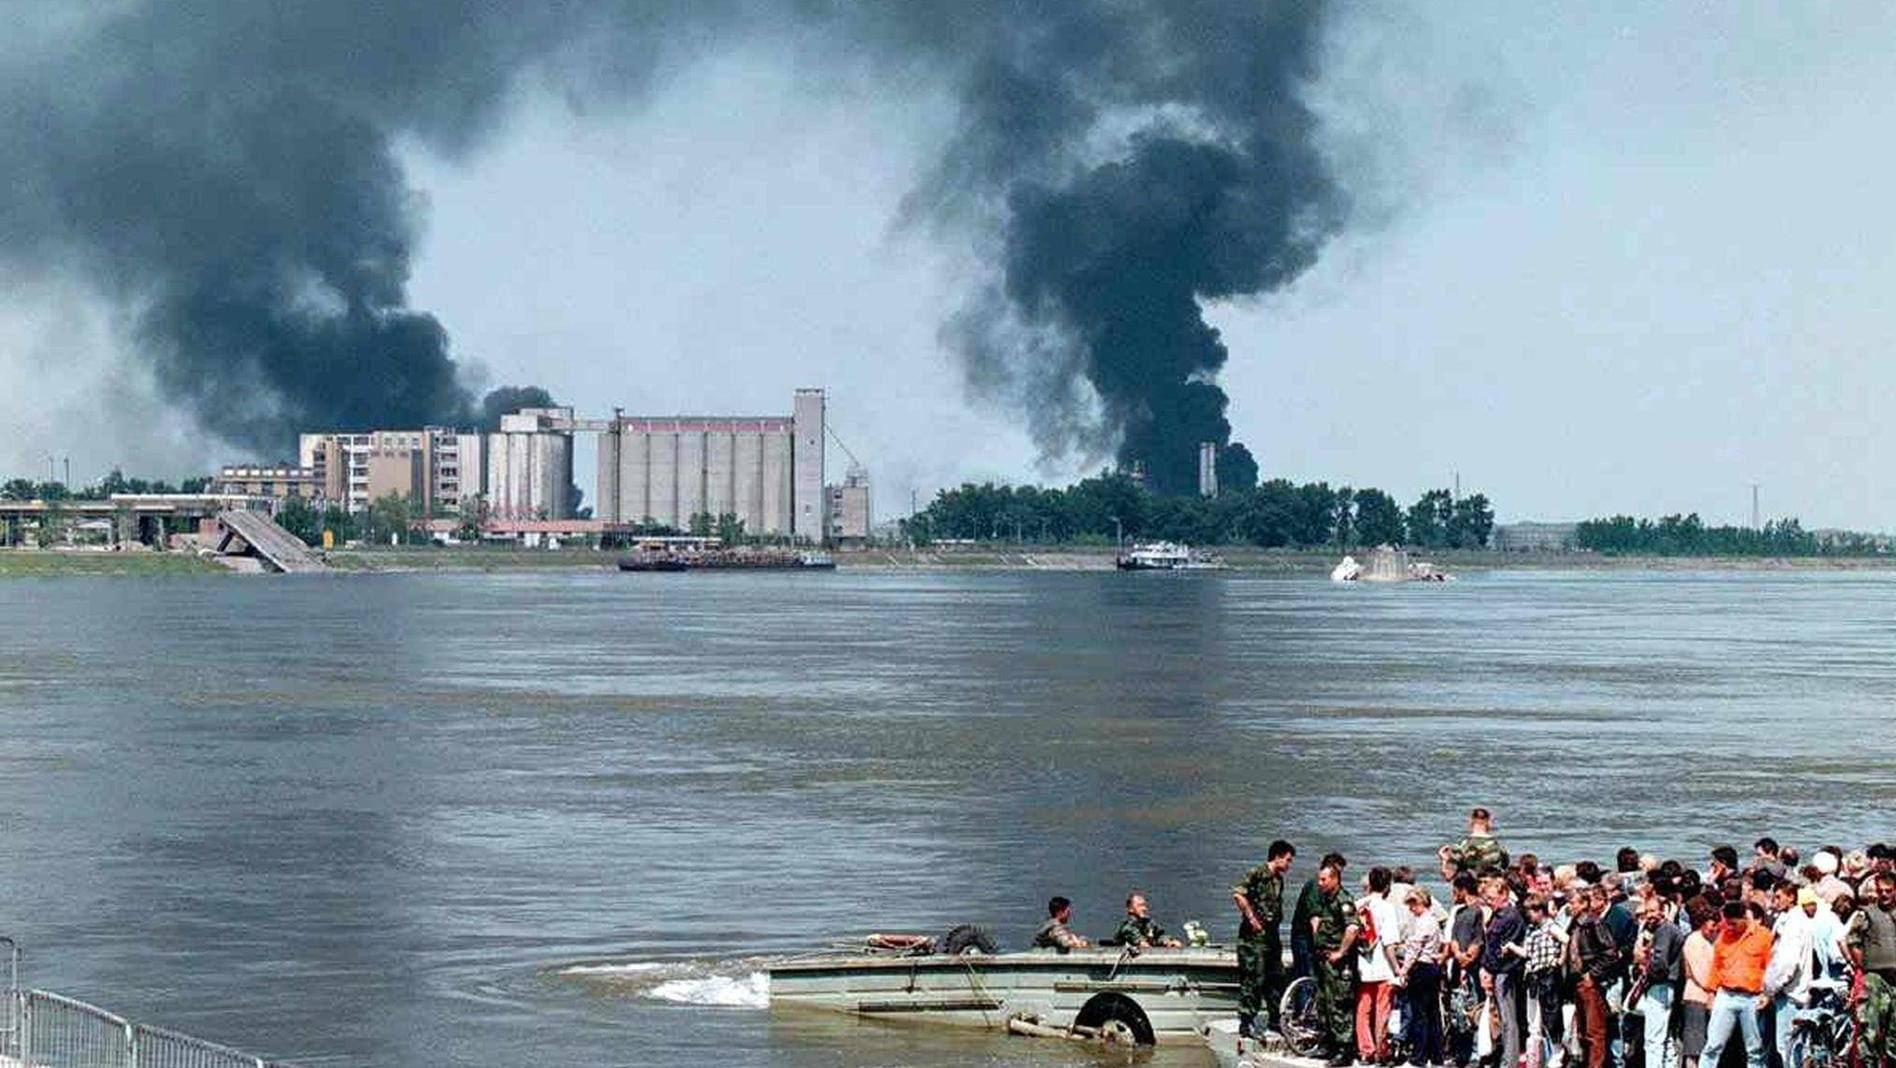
left=1311, top=861, right=1361, bottom=1066
left=1437, top=806, right=1509, bottom=880
left=1848, top=872, right=1896, bottom=1068
left=1233, top=839, right=1297, bottom=1037
left=1115, top=891, right=1182, bottom=949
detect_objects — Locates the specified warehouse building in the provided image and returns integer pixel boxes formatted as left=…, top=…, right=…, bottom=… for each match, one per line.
left=596, top=388, right=826, bottom=542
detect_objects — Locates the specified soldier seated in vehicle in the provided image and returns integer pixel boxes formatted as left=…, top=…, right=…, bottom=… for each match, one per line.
left=1114, top=892, right=1183, bottom=949
left=1033, top=896, right=1092, bottom=951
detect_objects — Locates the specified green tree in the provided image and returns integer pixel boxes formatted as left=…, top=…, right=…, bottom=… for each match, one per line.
left=365, top=492, right=417, bottom=545
left=715, top=512, right=747, bottom=545
left=1406, top=489, right=1453, bottom=548
left=456, top=494, right=486, bottom=543
left=277, top=497, right=321, bottom=546
left=1, top=478, right=35, bottom=500
left=1446, top=493, right=1495, bottom=549
left=1352, top=488, right=1404, bottom=546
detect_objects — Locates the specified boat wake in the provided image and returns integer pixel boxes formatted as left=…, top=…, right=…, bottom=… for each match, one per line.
left=556, top=957, right=770, bottom=1009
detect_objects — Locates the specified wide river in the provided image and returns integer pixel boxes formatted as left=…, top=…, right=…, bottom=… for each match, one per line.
left=1, top=567, right=1893, bottom=1066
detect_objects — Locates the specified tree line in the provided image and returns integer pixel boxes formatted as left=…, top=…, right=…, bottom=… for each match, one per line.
left=903, top=474, right=1495, bottom=550
left=1573, top=514, right=1883, bottom=556
left=0, top=470, right=212, bottom=500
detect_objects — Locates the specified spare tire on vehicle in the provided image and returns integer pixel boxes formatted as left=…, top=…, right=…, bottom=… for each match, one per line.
left=937, top=923, right=999, bottom=956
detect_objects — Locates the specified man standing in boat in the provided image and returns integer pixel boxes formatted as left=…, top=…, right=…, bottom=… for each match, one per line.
left=1312, top=861, right=1363, bottom=1066
left=1233, top=839, right=1297, bottom=1038
left=1116, top=892, right=1183, bottom=950
left=1033, top=896, right=1091, bottom=951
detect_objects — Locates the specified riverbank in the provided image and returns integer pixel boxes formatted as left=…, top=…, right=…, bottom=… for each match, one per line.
left=6, top=544, right=1896, bottom=576
left=0, top=548, right=223, bottom=576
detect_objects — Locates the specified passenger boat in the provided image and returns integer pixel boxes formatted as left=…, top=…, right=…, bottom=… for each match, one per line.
left=1115, top=541, right=1225, bottom=571
left=767, top=942, right=1240, bottom=1047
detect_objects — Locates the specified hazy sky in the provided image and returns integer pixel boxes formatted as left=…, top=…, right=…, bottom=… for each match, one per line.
left=4, top=3, right=1894, bottom=528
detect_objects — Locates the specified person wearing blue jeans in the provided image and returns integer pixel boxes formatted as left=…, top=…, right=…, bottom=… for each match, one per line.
left=1700, top=901, right=1774, bottom=1068
left=1699, top=989, right=1767, bottom=1068
left=1633, top=895, right=1687, bottom=1068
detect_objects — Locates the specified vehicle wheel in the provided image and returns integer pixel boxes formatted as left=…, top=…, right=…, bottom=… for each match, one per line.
left=1074, top=992, right=1155, bottom=1046
left=1279, top=976, right=1325, bottom=1057
left=938, top=924, right=999, bottom=956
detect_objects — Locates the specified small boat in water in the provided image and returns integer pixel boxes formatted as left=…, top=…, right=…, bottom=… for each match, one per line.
left=768, top=938, right=1239, bottom=1047
left=1116, top=541, right=1226, bottom=571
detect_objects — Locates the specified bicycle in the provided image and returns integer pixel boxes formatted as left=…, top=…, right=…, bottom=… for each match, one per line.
left=1791, top=980, right=1855, bottom=1068
left=1280, top=975, right=1328, bottom=1057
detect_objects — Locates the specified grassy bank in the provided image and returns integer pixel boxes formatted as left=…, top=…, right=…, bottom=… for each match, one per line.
left=0, top=549, right=224, bottom=576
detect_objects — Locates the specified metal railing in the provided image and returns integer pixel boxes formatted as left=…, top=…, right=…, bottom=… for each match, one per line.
left=0, top=937, right=291, bottom=1068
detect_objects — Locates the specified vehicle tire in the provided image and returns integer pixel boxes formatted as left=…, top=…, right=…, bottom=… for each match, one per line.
left=1074, top=992, right=1156, bottom=1046
left=1279, top=976, right=1325, bottom=1057
left=938, top=924, right=999, bottom=956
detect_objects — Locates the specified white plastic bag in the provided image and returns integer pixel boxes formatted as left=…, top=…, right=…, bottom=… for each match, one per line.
left=1475, top=996, right=1497, bottom=1060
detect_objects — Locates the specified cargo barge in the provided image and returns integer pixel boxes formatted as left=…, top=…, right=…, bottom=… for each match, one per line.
left=617, top=549, right=836, bottom=572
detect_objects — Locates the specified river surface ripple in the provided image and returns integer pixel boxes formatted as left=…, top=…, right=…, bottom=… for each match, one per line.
left=1, top=568, right=1894, bottom=1066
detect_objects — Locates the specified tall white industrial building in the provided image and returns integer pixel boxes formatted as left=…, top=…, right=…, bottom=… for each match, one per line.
left=485, top=407, right=575, bottom=520
left=597, top=388, right=826, bottom=542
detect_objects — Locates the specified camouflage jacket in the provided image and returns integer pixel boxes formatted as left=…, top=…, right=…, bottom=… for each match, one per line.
left=1115, top=915, right=1169, bottom=948
left=1234, top=865, right=1286, bottom=938
left=1312, top=888, right=1360, bottom=952
left=1033, top=918, right=1085, bottom=952
left=1453, top=833, right=1510, bottom=876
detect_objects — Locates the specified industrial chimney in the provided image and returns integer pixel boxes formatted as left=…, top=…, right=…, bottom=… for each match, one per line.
left=1198, top=442, right=1219, bottom=498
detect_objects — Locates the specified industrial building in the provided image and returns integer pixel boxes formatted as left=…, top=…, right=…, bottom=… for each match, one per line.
left=596, top=389, right=826, bottom=542
left=298, top=428, right=484, bottom=516
left=826, top=465, right=870, bottom=546
left=485, top=407, right=575, bottom=521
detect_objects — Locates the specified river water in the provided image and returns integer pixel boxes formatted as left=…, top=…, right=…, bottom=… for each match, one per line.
left=1, top=567, right=1893, bottom=1066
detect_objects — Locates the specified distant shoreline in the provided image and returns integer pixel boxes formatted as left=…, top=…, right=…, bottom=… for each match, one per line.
left=7, top=545, right=1896, bottom=577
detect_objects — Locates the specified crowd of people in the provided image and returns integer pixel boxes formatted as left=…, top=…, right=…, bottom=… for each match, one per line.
left=1222, top=808, right=1896, bottom=1068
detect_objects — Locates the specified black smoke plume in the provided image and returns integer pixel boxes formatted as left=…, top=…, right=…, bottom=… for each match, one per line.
left=910, top=2, right=1342, bottom=495
left=1, top=2, right=1342, bottom=483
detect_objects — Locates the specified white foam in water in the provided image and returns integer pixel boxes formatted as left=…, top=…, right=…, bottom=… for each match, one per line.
left=646, top=971, right=770, bottom=1009
left=561, top=961, right=668, bottom=977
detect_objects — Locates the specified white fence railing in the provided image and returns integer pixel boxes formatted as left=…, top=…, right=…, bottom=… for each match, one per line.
left=1, top=940, right=291, bottom=1068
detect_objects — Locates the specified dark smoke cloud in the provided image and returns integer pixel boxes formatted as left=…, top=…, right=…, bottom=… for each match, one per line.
left=905, top=2, right=1343, bottom=494
left=2, top=2, right=1342, bottom=487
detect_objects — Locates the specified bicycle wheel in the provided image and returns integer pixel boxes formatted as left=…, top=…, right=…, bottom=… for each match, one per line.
left=1280, top=976, right=1326, bottom=1057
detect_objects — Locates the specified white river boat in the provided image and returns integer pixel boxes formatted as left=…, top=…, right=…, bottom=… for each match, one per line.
left=767, top=944, right=1241, bottom=1047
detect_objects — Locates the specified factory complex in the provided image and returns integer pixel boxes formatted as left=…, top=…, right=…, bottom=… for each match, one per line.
left=217, top=388, right=869, bottom=546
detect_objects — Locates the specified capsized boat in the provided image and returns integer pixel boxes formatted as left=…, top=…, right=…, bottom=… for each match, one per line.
left=767, top=935, right=1240, bottom=1047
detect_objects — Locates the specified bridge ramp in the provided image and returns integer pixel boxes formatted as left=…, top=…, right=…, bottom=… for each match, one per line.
left=214, top=510, right=328, bottom=573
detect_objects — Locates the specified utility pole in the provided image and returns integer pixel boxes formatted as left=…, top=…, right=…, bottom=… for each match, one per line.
left=1453, top=470, right=1460, bottom=499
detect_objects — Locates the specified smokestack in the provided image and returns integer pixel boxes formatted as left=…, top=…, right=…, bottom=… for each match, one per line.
left=1198, top=442, right=1219, bottom=499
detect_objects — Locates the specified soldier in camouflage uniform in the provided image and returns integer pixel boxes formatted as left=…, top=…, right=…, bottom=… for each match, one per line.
left=1232, top=839, right=1296, bottom=1036
left=1115, top=892, right=1182, bottom=949
left=1438, top=806, right=1510, bottom=880
left=1311, top=861, right=1361, bottom=1066
left=1849, top=873, right=1896, bottom=1068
